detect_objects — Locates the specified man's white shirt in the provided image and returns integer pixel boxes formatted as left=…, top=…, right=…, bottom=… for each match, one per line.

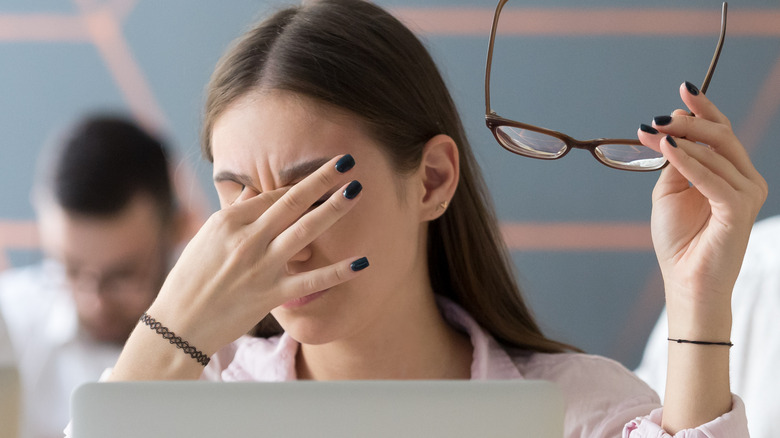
left=0, top=260, right=122, bottom=438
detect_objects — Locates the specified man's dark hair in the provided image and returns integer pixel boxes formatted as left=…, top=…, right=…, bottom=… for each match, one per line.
left=43, top=115, right=174, bottom=222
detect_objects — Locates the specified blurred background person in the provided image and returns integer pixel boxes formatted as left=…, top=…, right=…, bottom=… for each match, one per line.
left=0, top=114, right=186, bottom=438
left=635, top=215, right=780, bottom=438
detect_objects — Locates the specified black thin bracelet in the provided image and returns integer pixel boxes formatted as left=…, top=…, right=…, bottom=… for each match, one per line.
left=140, top=313, right=211, bottom=366
left=668, top=337, right=733, bottom=347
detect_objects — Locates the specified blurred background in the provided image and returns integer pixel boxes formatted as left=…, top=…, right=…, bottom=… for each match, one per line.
left=1, top=0, right=778, bottom=369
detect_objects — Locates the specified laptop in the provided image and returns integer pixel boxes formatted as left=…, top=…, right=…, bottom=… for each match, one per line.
left=71, top=380, right=564, bottom=438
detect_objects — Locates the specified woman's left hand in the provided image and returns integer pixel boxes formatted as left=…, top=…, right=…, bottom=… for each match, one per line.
left=637, top=82, right=767, bottom=338
left=637, top=82, right=767, bottom=433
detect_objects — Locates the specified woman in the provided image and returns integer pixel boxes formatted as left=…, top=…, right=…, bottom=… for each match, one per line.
left=109, top=0, right=767, bottom=436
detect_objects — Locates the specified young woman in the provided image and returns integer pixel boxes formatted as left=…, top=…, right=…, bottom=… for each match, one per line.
left=108, top=0, right=767, bottom=436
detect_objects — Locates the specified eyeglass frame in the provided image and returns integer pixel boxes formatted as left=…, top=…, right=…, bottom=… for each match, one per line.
left=484, top=0, right=728, bottom=172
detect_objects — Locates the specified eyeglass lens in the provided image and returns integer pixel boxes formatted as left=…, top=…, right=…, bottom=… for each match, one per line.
left=594, top=145, right=667, bottom=170
left=494, top=125, right=666, bottom=170
left=495, top=126, right=567, bottom=159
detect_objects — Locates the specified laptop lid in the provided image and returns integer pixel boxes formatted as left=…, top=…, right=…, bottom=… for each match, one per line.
left=71, top=380, right=564, bottom=438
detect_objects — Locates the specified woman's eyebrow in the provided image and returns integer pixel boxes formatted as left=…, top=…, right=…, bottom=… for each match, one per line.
left=213, top=157, right=331, bottom=190
left=213, top=171, right=254, bottom=188
left=278, top=157, right=331, bottom=187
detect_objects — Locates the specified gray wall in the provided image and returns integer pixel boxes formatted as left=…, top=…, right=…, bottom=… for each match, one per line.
left=1, top=0, right=778, bottom=369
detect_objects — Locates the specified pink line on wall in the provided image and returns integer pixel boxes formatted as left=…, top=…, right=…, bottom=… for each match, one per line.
left=500, top=221, right=653, bottom=251
left=0, top=221, right=39, bottom=270
left=737, top=54, right=780, bottom=152
left=108, top=0, right=139, bottom=22
left=0, top=15, right=90, bottom=41
left=72, top=0, right=138, bottom=22
left=4, top=8, right=776, bottom=42
left=0, top=220, right=651, bottom=271
left=80, top=9, right=168, bottom=135
left=394, top=8, right=780, bottom=37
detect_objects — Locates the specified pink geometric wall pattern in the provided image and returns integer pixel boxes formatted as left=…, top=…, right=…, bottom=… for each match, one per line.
left=1, top=4, right=779, bottom=271
left=0, top=0, right=210, bottom=270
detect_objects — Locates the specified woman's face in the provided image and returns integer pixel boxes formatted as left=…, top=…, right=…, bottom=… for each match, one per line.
left=210, top=91, right=429, bottom=345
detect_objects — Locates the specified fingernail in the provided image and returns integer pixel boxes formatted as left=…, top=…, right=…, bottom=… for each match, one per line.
left=639, top=124, right=659, bottom=135
left=653, top=115, right=672, bottom=126
left=343, top=180, right=362, bottom=199
left=666, top=135, right=678, bottom=148
left=684, top=81, right=700, bottom=96
left=350, top=257, right=369, bottom=271
left=335, top=154, right=355, bottom=173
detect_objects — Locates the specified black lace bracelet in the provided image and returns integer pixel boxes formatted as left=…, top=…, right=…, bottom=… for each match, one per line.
left=140, top=313, right=211, bottom=366
left=668, top=337, right=734, bottom=347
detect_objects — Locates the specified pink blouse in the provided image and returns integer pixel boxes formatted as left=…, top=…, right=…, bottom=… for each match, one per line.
left=202, top=297, right=748, bottom=438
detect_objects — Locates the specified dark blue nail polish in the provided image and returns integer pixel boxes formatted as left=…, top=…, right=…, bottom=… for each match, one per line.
left=666, top=135, right=678, bottom=148
left=350, top=257, right=369, bottom=271
left=684, top=81, right=700, bottom=96
left=640, top=124, right=659, bottom=135
left=654, top=115, right=672, bottom=126
left=335, top=154, right=355, bottom=173
left=343, top=180, right=362, bottom=199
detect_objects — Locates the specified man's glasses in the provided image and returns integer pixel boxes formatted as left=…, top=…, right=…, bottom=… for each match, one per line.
left=484, top=1, right=728, bottom=172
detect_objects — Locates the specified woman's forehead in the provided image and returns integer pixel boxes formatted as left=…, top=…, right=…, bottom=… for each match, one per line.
left=212, top=91, right=362, bottom=153
left=210, top=91, right=388, bottom=189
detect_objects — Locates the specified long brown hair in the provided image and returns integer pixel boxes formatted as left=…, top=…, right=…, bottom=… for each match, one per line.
left=202, top=0, right=575, bottom=353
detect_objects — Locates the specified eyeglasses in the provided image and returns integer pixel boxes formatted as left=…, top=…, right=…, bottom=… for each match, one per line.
left=63, top=246, right=168, bottom=299
left=484, top=1, right=728, bottom=171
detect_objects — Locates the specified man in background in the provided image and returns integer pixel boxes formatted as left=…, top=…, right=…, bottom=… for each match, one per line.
left=635, top=215, right=780, bottom=438
left=0, top=115, right=186, bottom=438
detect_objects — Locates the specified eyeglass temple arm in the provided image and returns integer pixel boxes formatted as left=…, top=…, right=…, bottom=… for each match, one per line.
left=487, top=1, right=725, bottom=111
left=701, top=2, right=727, bottom=94
left=485, top=0, right=509, bottom=115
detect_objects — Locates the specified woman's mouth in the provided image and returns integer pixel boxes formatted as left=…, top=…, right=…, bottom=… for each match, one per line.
left=281, top=289, right=329, bottom=309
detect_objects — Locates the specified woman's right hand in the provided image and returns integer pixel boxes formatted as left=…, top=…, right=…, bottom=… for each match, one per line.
left=109, top=154, right=366, bottom=380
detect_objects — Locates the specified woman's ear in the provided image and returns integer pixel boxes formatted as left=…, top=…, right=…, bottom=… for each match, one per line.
left=418, top=134, right=459, bottom=221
